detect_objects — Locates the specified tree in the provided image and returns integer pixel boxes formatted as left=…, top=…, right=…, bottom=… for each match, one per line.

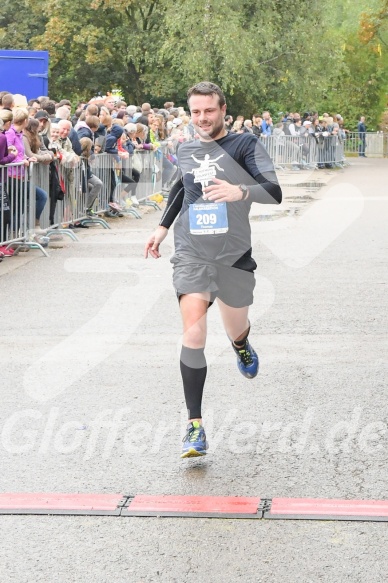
left=0, top=0, right=386, bottom=128
left=329, top=0, right=388, bottom=128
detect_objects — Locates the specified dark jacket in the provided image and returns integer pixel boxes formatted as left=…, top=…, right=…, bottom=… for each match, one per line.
left=94, top=123, right=106, bottom=140
left=122, top=140, right=135, bottom=155
left=94, top=123, right=107, bottom=152
left=76, top=123, right=94, bottom=142
left=0, top=132, right=16, bottom=169
left=105, top=125, right=124, bottom=155
left=69, top=128, right=82, bottom=155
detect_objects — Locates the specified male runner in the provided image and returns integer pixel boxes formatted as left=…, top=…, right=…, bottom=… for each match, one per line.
left=144, top=82, right=282, bottom=458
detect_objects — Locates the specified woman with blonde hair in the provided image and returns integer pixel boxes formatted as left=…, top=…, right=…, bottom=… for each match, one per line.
left=134, top=123, right=153, bottom=150
left=231, top=120, right=243, bottom=133
left=154, top=114, right=166, bottom=140
left=5, top=109, right=47, bottom=240
left=99, top=107, right=110, bottom=126
left=99, top=107, right=112, bottom=140
left=111, top=118, right=124, bottom=127
left=149, top=115, right=177, bottom=190
left=22, top=117, right=53, bottom=233
left=23, top=118, right=53, bottom=164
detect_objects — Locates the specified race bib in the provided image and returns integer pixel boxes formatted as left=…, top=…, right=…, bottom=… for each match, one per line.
left=189, top=202, right=228, bottom=235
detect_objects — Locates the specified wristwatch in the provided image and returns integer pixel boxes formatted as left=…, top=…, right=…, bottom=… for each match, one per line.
left=238, top=184, right=250, bottom=200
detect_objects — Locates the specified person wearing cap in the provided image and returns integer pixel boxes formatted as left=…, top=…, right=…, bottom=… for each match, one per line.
left=301, top=120, right=312, bottom=135
left=35, top=110, right=51, bottom=145
left=299, top=120, right=314, bottom=164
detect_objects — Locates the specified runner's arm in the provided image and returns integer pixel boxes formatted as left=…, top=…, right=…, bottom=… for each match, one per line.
left=247, top=171, right=282, bottom=205
left=243, top=137, right=282, bottom=204
left=159, top=176, right=184, bottom=229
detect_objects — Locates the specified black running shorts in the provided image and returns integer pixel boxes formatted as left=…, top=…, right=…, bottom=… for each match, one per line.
left=172, top=262, right=255, bottom=308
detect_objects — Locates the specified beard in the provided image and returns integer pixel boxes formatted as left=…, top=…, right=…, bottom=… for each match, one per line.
left=195, top=117, right=225, bottom=140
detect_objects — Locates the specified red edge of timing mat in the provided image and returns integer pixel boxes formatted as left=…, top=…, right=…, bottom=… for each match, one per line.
left=268, top=498, right=388, bottom=517
left=0, top=493, right=123, bottom=511
left=128, top=495, right=261, bottom=514
left=128, top=494, right=261, bottom=515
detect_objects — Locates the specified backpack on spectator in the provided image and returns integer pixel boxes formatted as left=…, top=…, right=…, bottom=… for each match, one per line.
left=283, top=120, right=292, bottom=136
left=132, top=151, right=143, bottom=174
left=0, top=184, right=11, bottom=238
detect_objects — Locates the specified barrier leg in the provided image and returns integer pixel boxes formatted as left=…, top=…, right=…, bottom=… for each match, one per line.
left=8, top=240, right=49, bottom=258
left=79, top=217, right=111, bottom=229
left=46, top=228, right=80, bottom=241
left=143, top=199, right=161, bottom=211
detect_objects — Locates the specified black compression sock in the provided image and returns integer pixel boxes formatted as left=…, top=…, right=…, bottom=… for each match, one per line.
left=233, top=325, right=251, bottom=347
left=180, top=346, right=207, bottom=420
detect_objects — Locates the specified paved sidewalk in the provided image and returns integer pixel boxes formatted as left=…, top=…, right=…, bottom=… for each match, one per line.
left=0, top=159, right=387, bottom=582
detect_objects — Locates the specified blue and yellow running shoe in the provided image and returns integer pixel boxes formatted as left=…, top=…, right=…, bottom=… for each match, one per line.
left=232, top=339, right=259, bottom=379
left=181, top=421, right=208, bottom=458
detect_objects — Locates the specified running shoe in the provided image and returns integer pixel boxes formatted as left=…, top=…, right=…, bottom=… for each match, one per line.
left=86, top=208, right=99, bottom=217
left=181, top=421, right=208, bottom=458
left=232, top=339, right=259, bottom=379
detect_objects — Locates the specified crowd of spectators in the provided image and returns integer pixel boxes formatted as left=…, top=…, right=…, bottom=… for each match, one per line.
left=0, top=90, right=369, bottom=257
left=225, top=110, right=356, bottom=169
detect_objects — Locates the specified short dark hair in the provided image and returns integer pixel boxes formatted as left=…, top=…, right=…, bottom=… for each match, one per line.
left=1, top=93, right=14, bottom=108
left=86, top=104, right=99, bottom=116
left=58, top=99, right=72, bottom=108
left=86, top=115, right=100, bottom=130
left=41, top=100, right=56, bottom=115
left=187, top=82, right=226, bottom=108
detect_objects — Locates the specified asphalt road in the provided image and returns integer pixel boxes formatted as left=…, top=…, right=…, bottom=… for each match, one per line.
left=0, top=158, right=387, bottom=582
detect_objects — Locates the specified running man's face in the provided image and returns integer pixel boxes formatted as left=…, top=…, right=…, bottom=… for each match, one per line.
left=188, top=94, right=227, bottom=141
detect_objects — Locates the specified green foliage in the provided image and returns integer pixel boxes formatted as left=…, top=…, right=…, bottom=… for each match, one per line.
left=0, top=0, right=386, bottom=128
left=320, top=0, right=388, bottom=128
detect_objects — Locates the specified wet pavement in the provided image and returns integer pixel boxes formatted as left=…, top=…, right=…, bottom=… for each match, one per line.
left=0, top=158, right=387, bottom=582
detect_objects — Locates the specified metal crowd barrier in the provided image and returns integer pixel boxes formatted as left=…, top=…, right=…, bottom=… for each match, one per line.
left=0, top=162, right=49, bottom=257
left=6, top=130, right=384, bottom=260
left=93, top=151, right=162, bottom=216
left=26, top=150, right=167, bottom=237
left=259, top=134, right=346, bottom=169
left=342, top=132, right=387, bottom=157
